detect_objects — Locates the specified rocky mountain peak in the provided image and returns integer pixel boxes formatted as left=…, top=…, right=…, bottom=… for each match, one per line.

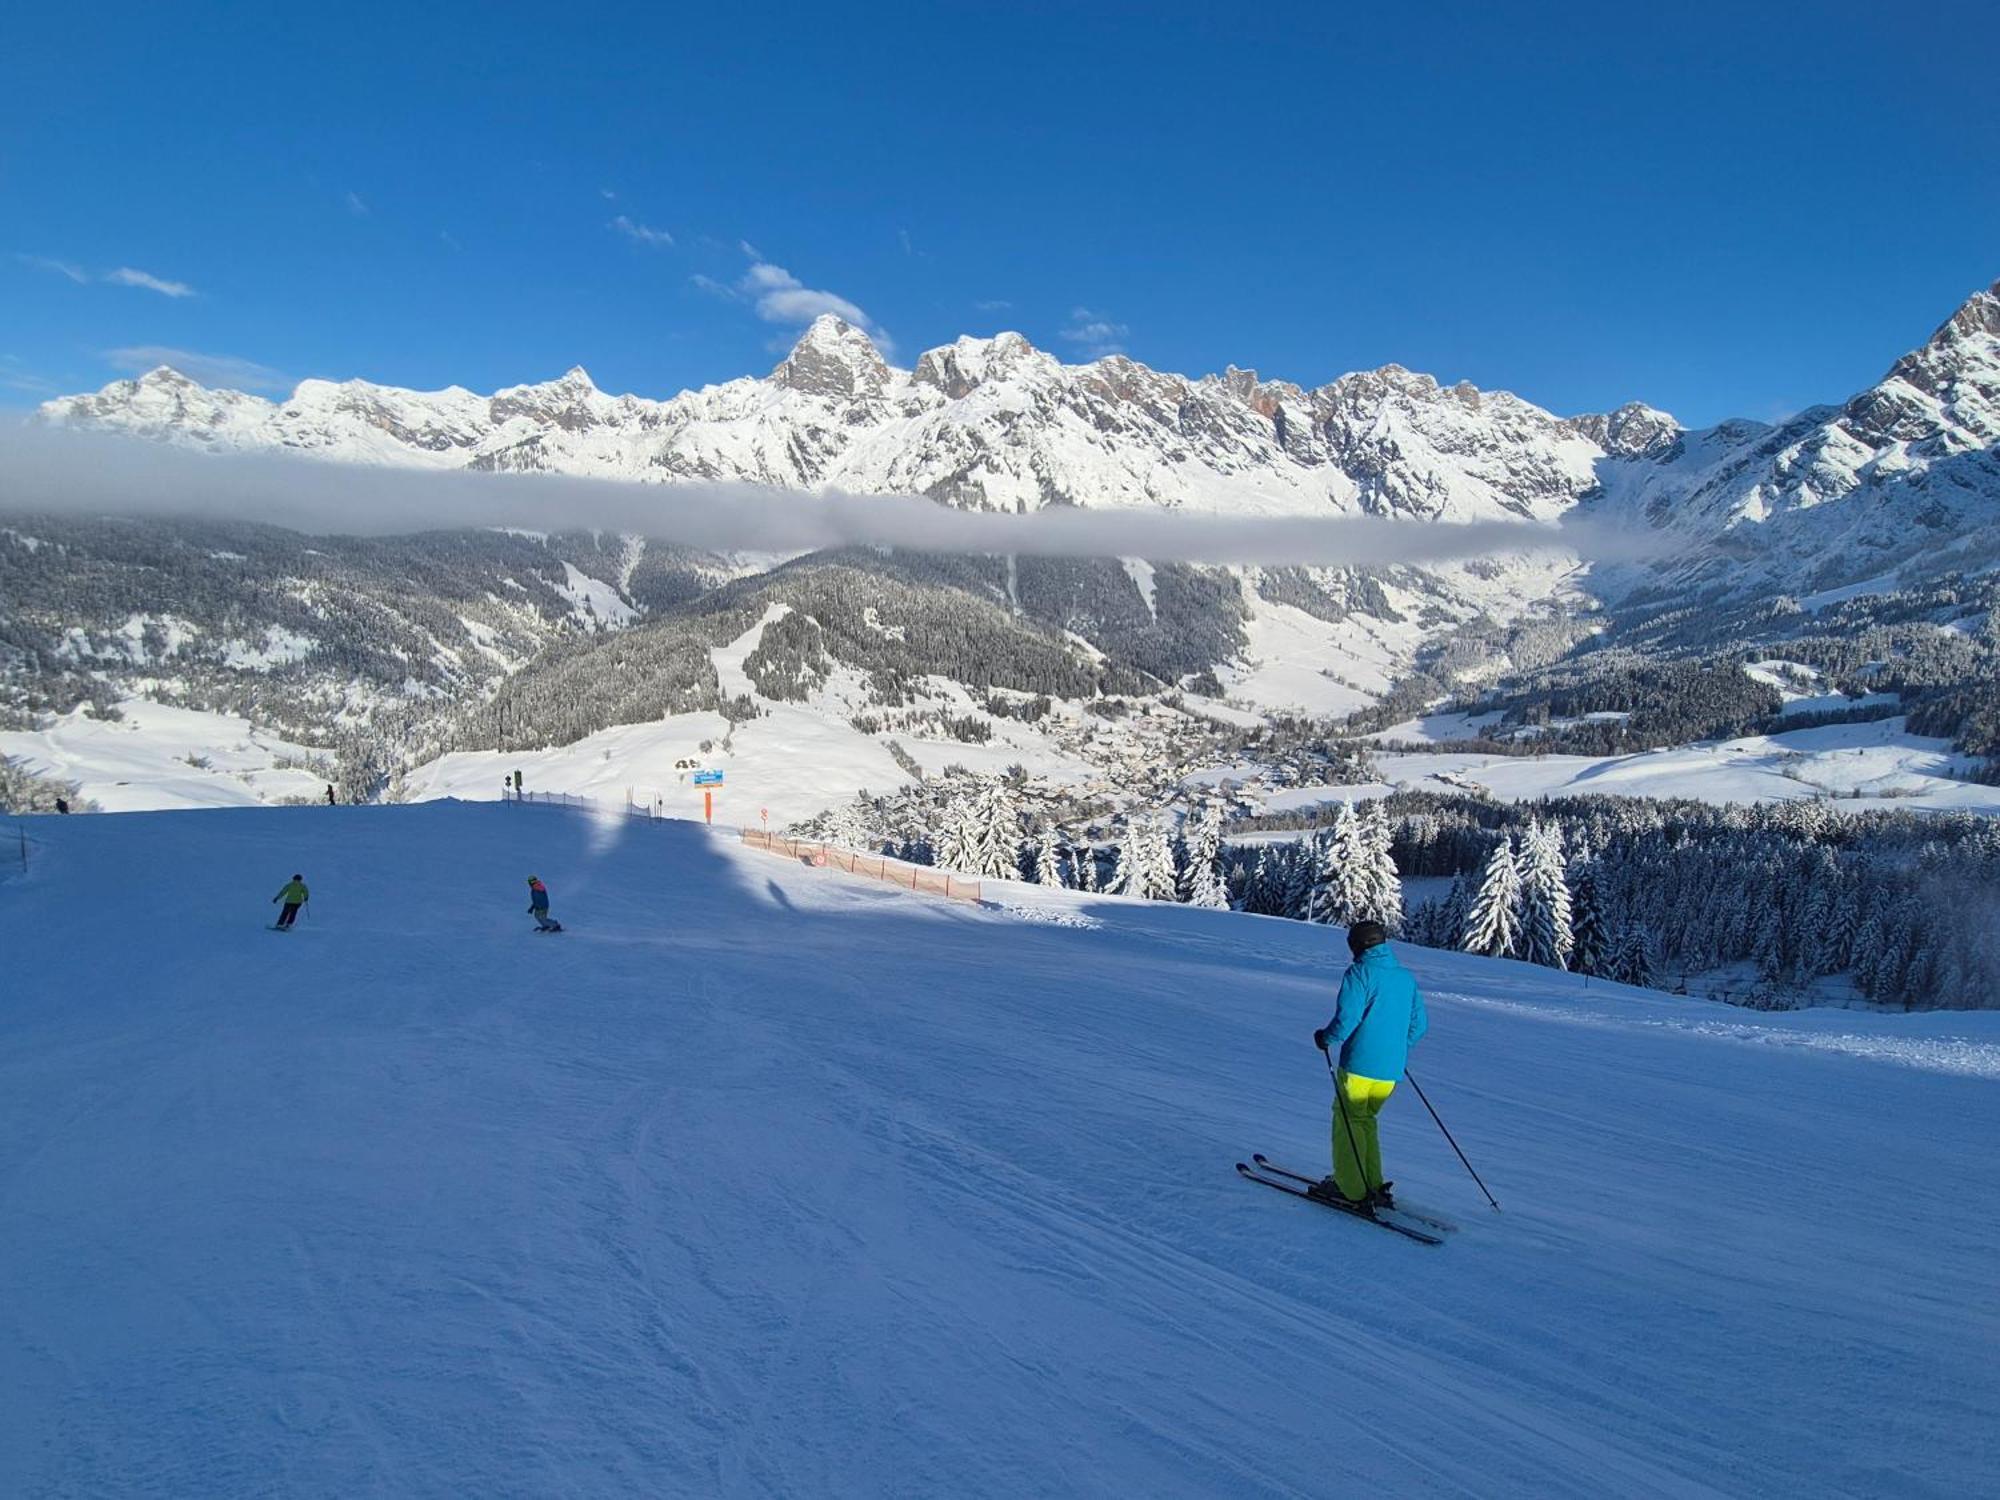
left=912, top=332, right=1041, bottom=398
left=770, top=315, right=891, bottom=402
left=1842, top=280, right=2000, bottom=446
left=1570, top=402, right=1682, bottom=459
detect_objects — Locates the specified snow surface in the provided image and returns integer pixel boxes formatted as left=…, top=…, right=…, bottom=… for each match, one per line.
left=1270, top=717, right=2000, bottom=816
left=3, top=802, right=1996, bottom=1495
left=0, top=700, right=328, bottom=810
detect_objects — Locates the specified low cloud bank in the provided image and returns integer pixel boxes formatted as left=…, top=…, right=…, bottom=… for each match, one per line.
left=0, top=424, right=1655, bottom=568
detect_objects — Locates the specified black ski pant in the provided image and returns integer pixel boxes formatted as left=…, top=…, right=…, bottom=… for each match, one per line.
left=277, top=902, right=302, bottom=928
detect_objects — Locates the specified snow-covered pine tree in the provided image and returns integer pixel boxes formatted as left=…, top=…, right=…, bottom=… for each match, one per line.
left=1033, top=832, right=1061, bottom=887
left=1356, top=801, right=1404, bottom=933
left=1180, top=802, right=1228, bottom=909
left=1224, top=858, right=1249, bottom=910
left=1076, top=844, right=1100, bottom=893
left=1461, top=835, right=1523, bottom=958
left=1110, top=824, right=1142, bottom=897
left=1310, top=803, right=1366, bottom=925
left=967, top=780, right=1023, bottom=879
left=1568, top=852, right=1610, bottom=977
left=1517, top=821, right=1575, bottom=970
left=1612, top=922, right=1657, bottom=988
left=932, top=795, right=972, bottom=870
left=1282, top=838, right=1319, bottom=922
left=1243, top=846, right=1277, bottom=915
left=1140, top=818, right=1180, bottom=902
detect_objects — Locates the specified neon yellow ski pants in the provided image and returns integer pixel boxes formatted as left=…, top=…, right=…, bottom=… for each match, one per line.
left=1330, top=1072, right=1397, bottom=1201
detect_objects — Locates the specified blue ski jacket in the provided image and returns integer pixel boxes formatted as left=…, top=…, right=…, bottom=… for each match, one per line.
left=1322, top=944, right=1428, bottom=1082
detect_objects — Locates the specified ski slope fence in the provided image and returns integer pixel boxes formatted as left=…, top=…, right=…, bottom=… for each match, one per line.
left=495, top=794, right=985, bottom=903
left=739, top=830, right=984, bottom=904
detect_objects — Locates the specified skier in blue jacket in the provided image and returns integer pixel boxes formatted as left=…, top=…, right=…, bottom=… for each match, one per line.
left=1311, top=920, right=1428, bottom=1208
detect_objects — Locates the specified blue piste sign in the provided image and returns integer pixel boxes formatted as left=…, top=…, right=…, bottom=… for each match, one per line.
left=692, top=769, right=724, bottom=785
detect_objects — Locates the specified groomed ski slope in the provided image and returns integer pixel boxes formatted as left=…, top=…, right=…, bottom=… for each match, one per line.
left=2, top=804, right=1997, bottom=1498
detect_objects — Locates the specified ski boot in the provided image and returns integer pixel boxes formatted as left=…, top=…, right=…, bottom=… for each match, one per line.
left=1307, top=1177, right=1368, bottom=1209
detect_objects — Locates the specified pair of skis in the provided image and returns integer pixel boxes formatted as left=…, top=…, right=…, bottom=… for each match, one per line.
left=1236, top=1154, right=1455, bottom=1245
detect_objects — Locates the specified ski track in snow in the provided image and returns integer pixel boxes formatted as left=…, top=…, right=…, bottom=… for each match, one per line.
left=1, top=803, right=1996, bottom=1497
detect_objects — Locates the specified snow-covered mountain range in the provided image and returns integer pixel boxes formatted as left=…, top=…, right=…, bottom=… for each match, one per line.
left=41, top=280, right=2000, bottom=595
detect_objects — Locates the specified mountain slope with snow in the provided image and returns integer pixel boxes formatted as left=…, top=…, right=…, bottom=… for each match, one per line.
left=3, top=802, right=1995, bottom=1496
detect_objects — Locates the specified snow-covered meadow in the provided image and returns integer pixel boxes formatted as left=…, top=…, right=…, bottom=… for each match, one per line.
left=2, top=801, right=1996, bottom=1495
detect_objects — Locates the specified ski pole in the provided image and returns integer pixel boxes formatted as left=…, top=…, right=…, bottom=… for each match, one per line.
left=1321, top=1044, right=1377, bottom=1201
left=1404, top=1070, right=1499, bottom=1211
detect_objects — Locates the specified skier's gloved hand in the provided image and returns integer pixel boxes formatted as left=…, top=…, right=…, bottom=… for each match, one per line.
left=1312, top=1028, right=1330, bottom=1052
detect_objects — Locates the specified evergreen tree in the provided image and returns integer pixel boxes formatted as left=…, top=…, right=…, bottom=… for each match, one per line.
left=932, top=794, right=972, bottom=870
left=1355, top=801, right=1404, bottom=932
left=1310, top=803, right=1367, bottom=925
left=1611, top=922, right=1658, bottom=988
left=1282, top=838, right=1318, bottom=921
left=1076, top=844, right=1100, bottom=893
left=1139, top=818, right=1180, bottom=902
left=1224, top=857, right=1250, bottom=910
left=1461, top=836, right=1523, bottom=958
left=966, top=780, right=1022, bottom=879
left=1180, top=802, right=1228, bottom=909
left=1517, top=822, right=1575, bottom=970
left=1032, top=833, right=1062, bottom=887
left=1110, top=825, right=1142, bottom=896
left=1568, top=852, right=1610, bottom=977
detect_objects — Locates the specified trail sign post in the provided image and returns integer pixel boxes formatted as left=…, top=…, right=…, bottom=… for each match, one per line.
left=693, top=769, right=724, bottom=786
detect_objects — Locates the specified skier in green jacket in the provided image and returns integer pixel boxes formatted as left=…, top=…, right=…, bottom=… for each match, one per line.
left=272, top=875, right=309, bottom=929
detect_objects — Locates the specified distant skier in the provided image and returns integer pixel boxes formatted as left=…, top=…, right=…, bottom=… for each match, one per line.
left=325, top=784, right=336, bottom=805
left=1311, top=920, right=1427, bottom=1208
left=527, top=875, right=562, bottom=932
left=272, top=874, right=309, bottom=930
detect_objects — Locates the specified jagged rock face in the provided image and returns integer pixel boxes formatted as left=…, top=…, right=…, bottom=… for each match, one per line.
left=36, top=284, right=2000, bottom=599
left=1569, top=402, right=1681, bottom=460
left=1579, top=280, right=2000, bottom=593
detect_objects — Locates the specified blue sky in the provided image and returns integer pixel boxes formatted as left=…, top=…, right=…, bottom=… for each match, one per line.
left=4, top=1, right=1995, bottom=425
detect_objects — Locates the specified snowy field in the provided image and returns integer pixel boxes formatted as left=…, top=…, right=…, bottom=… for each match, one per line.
left=0, top=699, right=329, bottom=811
left=3, top=802, right=1997, bottom=1496
left=1274, top=715, right=2000, bottom=817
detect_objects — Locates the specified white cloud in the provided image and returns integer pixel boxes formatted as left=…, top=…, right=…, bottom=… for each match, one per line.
left=738, top=259, right=888, bottom=348
left=610, top=214, right=675, bottom=248
left=102, top=346, right=289, bottom=391
left=17, top=254, right=89, bottom=283
left=17, top=255, right=195, bottom=297
left=1061, top=307, right=1129, bottom=356
left=0, top=423, right=1644, bottom=572
left=106, top=267, right=196, bottom=298
left=974, top=299, right=1013, bottom=312
left=345, top=191, right=370, bottom=216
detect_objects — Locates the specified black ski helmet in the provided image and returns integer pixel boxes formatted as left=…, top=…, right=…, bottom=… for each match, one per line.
left=1347, top=919, right=1389, bottom=956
